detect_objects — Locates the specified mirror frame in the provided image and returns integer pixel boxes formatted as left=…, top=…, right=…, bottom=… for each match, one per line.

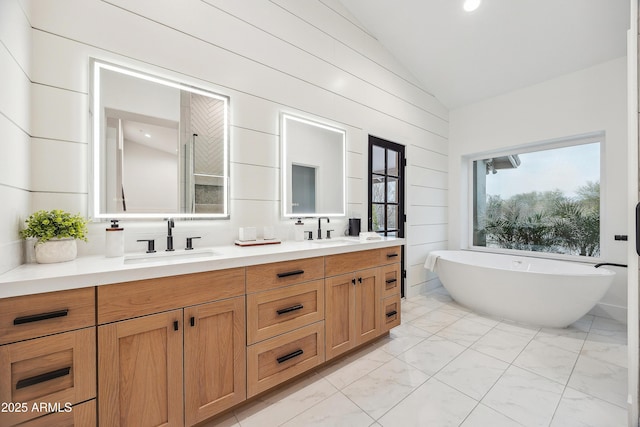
left=281, top=113, right=347, bottom=218
left=90, top=59, right=230, bottom=219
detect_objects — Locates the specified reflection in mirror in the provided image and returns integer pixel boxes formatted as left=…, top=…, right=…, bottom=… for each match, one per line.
left=281, top=114, right=346, bottom=217
left=91, top=59, right=229, bottom=219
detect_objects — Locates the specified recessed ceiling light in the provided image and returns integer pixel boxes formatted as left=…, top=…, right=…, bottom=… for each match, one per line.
left=144, top=133, right=151, bottom=138
left=463, top=0, right=481, bottom=12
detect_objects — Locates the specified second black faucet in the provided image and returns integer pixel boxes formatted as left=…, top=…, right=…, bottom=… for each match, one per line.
left=166, top=218, right=175, bottom=251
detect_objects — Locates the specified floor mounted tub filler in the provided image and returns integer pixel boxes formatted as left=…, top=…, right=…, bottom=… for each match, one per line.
left=425, top=250, right=615, bottom=328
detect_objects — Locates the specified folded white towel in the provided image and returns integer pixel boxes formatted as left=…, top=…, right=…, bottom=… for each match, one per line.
left=359, top=231, right=382, bottom=241
left=424, top=252, right=440, bottom=271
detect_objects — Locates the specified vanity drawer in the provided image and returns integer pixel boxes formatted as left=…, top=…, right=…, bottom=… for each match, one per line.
left=381, top=294, right=401, bottom=333
left=380, top=246, right=401, bottom=265
left=15, top=399, right=96, bottom=427
left=98, top=268, right=244, bottom=324
left=380, top=263, right=401, bottom=299
left=325, top=248, right=382, bottom=277
left=0, top=327, right=96, bottom=426
left=0, top=287, right=95, bottom=345
left=246, top=257, right=324, bottom=293
left=247, top=280, right=324, bottom=344
left=247, top=322, right=324, bottom=397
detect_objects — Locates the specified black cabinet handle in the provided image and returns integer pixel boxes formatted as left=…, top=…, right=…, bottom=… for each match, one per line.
left=358, top=277, right=362, bottom=283
left=16, top=367, right=71, bottom=389
left=386, top=310, right=398, bottom=318
left=387, top=253, right=398, bottom=258
left=351, top=278, right=356, bottom=285
left=636, top=202, right=640, bottom=256
left=190, top=317, right=195, bottom=327
left=14, top=309, right=69, bottom=325
left=386, top=278, right=397, bottom=284
left=173, top=320, right=179, bottom=331
left=276, top=304, right=304, bottom=315
left=277, top=349, right=304, bottom=364
left=277, top=270, right=304, bottom=278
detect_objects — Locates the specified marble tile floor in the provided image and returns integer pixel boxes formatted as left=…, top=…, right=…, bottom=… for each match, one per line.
left=205, top=289, right=628, bottom=427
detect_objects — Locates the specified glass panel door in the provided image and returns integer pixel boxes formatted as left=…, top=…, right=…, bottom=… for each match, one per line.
left=368, top=135, right=405, bottom=296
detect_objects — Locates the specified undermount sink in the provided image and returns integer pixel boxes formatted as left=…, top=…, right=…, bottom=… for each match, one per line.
left=123, top=248, right=219, bottom=264
left=311, top=238, right=359, bottom=246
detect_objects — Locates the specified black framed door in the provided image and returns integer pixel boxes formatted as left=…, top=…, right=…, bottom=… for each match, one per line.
left=368, top=135, right=406, bottom=296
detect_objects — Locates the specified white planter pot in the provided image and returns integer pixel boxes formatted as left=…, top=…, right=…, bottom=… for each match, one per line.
left=35, top=238, right=78, bottom=264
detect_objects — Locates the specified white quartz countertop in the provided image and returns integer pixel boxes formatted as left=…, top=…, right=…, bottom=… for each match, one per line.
left=0, top=237, right=404, bottom=299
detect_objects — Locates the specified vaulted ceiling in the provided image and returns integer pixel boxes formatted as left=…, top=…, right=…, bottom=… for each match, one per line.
left=337, top=0, right=629, bottom=109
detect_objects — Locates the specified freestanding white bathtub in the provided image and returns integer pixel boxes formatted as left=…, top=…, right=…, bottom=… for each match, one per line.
left=425, top=250, right=615, bottom=328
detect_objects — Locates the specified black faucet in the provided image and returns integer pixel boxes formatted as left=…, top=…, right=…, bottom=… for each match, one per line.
left=166, top=218, right=175, bottom=251
left=317, top=217, right=330, bottom=240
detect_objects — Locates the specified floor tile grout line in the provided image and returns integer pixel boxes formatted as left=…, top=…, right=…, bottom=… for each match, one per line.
left=547, top=315, right=594, bottom=426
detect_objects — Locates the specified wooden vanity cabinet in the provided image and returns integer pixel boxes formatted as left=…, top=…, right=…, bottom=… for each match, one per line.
left=246, top=257, right=325, bottom=398
left=325, top=246, right=401, bottom=361
left=0, top=288, right=97, bottom=427
left=325, top=267, right=380, bottom=360
left=97, top=268, right=245, bottom=427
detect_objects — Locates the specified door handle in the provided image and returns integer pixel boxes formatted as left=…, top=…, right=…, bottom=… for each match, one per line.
left=636, top=202, right=640, bottom=256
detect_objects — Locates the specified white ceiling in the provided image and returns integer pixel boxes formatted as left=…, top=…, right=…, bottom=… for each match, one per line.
left=337, top=0, right=629, bottom=109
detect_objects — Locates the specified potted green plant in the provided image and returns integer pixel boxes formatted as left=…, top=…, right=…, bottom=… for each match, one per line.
left=20, top=210, right=88, bottom=264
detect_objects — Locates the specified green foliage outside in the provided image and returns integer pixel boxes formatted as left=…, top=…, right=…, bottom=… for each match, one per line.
left=20, top=210, right=89, bottom=243
left=479, top=181, right=600, bottom=257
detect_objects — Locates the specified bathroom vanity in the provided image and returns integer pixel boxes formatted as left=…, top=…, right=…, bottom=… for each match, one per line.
left=0, top=238, right=402, bottom=426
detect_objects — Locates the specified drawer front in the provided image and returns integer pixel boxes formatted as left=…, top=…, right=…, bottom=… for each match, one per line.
left=98, top=268, right=244, bottom=324
left=0, top=287, right=95, bottom=345
left=0, top=328, right=96, bottom=426
left=246, top=257, right=324, bottom=293
left=379, top=246, right=401, bottom=266
left=247, top=322, right=324, bottom=397
left=15, top=399, right=96, bottom=427
left=325, top=248, right=382, bottom=277
left=247, top=280, right=324, bottom=344
left=380, top=263, right=401, bottom=299
left=381, top=295, right=401, bottom=334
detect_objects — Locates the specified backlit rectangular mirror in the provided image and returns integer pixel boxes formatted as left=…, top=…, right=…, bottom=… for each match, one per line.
left=90, top=59, right=229, bottom=219
left=281, top=113, right=346, bottom=217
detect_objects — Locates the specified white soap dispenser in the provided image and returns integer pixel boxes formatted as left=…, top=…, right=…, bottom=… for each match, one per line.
left=105, top=219, right=124, bottom=257
left=294, top=218, right=305, bottom=241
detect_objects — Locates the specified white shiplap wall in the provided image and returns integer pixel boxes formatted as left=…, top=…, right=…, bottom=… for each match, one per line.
left=8, top=0, right=449, bottom=295
left=0, top=0, right=31, bottom=274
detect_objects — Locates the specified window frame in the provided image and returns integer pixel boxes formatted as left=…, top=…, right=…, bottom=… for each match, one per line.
left=465, top=132, right=605, bottom=261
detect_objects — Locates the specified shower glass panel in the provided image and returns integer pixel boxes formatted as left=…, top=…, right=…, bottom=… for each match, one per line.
left=184, top=93, right=226, bottom=214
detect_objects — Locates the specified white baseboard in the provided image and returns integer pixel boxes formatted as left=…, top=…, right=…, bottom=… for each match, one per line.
left=589, top=302, right=627, bottom=324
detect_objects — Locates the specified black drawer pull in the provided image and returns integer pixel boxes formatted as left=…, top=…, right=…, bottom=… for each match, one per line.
left=386, top=253, right=399, bottom=258
left=277, top=349, right=304, bottom=364
left=276, top=304, right=304, bottom=315
left=173, top=320, right=179, bottom=331
left=190, top=317, right=195, bottom=327
left=277, top=270, right=304, bottom=278
left=14, top=309, right=69, bottom=325
left=386, top=310, right=398, bottom=318
left=386, top=279, right=397, bottom=284
left=16, top=367, right=71, bottom=389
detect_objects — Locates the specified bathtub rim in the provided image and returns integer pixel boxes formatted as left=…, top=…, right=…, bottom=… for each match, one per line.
left=431, top=249, right=616, bottom=278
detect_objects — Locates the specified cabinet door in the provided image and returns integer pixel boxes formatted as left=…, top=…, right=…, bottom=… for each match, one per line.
left=98, top=310, right=183, bottom=427
left=325, top=273, right=356, bottom=360
left=354, top=267, right=381, bottom=345
left=184, top=297, right=246, bottom=426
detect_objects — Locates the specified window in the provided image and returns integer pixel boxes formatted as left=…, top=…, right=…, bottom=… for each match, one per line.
left=471, top=136, right=601, bottom=257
